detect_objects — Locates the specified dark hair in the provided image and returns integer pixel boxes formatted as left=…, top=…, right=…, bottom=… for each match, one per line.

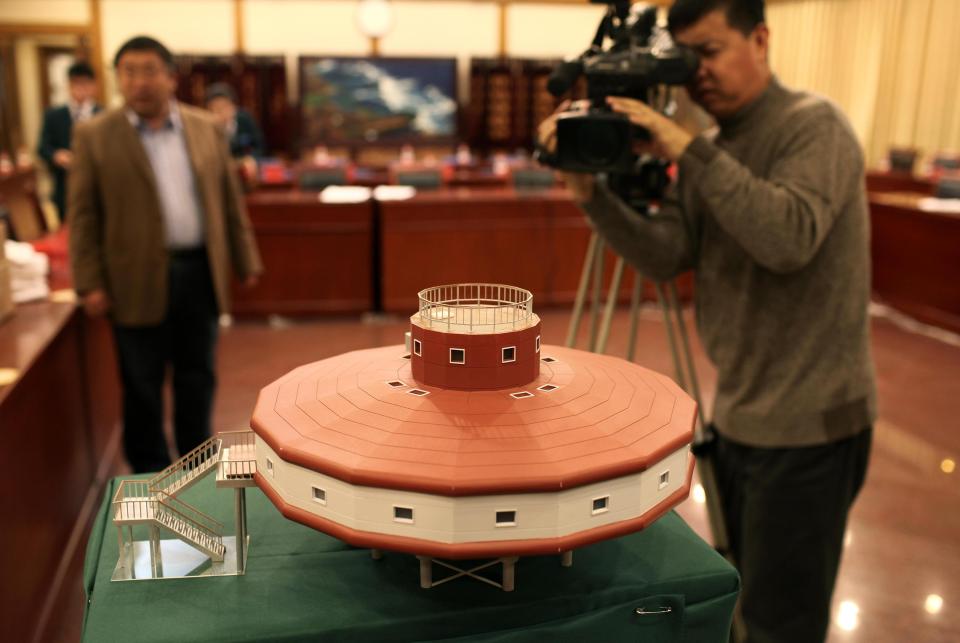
left=204, top=82, right=237, bottom=105
left=668, top=0, right=765, bottom=36
left=67, top=61, right=95, bottom=80
left=113, top=35, right=174, bottom=69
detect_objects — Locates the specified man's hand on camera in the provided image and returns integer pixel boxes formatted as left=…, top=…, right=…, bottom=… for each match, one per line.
left=537, top=100, right=596, bottom=203
left=606, top=96, right=693, bottom=162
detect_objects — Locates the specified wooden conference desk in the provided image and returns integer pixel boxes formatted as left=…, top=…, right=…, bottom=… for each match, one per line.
left=869, top=192, right=960, bottom=333
left=0, top=301, right=120, bottom=642
left=233, top=192, right=375, bottom=315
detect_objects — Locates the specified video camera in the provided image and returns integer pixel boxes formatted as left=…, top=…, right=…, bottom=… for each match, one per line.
left=538, top=1, right=698, bottom=204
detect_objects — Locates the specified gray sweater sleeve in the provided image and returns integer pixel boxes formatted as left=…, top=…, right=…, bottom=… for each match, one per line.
left=679, top=106, right=862, bottom=273
left=579, top=179, right=697, bottom=283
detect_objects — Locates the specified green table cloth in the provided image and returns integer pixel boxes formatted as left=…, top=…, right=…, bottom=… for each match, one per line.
left=83, top=477, right=738, bottom=642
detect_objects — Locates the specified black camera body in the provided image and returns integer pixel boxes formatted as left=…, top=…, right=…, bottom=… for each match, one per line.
left=541, top=2, right=698, bottom=190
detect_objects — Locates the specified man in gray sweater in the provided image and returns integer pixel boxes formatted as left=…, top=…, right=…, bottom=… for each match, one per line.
left=540, top=1, right=875, bottom=641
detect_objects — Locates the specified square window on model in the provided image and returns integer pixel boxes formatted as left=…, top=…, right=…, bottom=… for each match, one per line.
left=413, top=339, right=422, bottom=356
left=658, top=470, right=670, bottom=490
left=450, top=348, right=466, bottom=364
left=502, top=346, right=516, bottom=363
left=394, top=506, right=414, bottom=522
left=592, top=496, right=609, bottom=514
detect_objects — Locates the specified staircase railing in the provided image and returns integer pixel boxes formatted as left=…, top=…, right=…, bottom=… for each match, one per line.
left=155, top=489, right=225, bottom=540
left=219, top=429, right=257, bottom=479
left=112, top=479, right=154, bottom=521
left=148, top=435, right=221, bottom=495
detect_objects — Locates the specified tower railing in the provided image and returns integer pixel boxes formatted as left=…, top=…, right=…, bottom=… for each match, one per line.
left=416, top=284, right=535, bottom=333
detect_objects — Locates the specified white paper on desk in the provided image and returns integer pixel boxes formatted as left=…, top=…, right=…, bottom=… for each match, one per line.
left=917, top=197, right=960, bottom=213
left=319, top=186, right=372, bottom=203
left=372, top=185, right=417, bottom=201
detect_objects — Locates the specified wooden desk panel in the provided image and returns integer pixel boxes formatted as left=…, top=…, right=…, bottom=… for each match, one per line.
left=866, top=171, right=935, bottom=195
left=381, top=189, right=691, bottom=313
left=234, top=193, right=374, bottom=315
left=380, top=189, right=557, bottom=313
left=870, top=195, right=960, bottom=333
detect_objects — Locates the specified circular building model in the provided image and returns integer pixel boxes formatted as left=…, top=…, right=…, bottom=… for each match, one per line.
left=251, top=284, right=696, bottom=590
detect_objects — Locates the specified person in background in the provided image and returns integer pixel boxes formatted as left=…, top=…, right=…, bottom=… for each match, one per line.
left=204, top=82, right=265, bottom=159
left=539, top=1, right=875, bottom=641
left=68, top=36, right=263, bottom=473
left=37, top=61, right=101, bottom=222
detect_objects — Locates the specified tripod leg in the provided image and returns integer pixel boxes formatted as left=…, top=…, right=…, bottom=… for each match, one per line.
left=654, top=282, right=688, bottom=391
left=566, top=232, right=600, bottom=348
left=587, top=241, right=606, bottom=352
left=596, top=256, right=625, bottom=354
left=626, top=272, right=643, bottom=362
left=667, top=283, right=707, bottom=429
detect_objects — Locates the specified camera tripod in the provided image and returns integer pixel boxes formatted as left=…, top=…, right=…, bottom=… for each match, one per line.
left=566, top=230, right=746, bottom=642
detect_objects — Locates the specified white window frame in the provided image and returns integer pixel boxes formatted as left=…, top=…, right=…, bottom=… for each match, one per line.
left=591, top=495, right=610, bottom=515
left=502, top=346, right=516, bottom=363
left=536, top=335, right=541, bottom=353
left=413, top=339, right=422, bottom=356
left=495, top=509, right=517, bottom=527
left=312, top=486, right=327, bottom=505
left=658, top=470, right=670, bottom=490
left=393, top=506, right=415, bottom=524
left=449, top=347, right=466, bottom=364
left=510, top=391, right=534, bottom=399
left=537, top=384, right=559, bottom=393
left=266, top=458, right=274, bottom=477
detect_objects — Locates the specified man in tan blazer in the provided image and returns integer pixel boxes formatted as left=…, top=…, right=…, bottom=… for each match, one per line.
left=69, top=36, right=263, bottom=473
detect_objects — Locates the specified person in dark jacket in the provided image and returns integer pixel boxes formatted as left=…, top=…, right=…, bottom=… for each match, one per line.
left=204, top=82, right=265, bottom=158
left=37, top=61, right=101, bottom=221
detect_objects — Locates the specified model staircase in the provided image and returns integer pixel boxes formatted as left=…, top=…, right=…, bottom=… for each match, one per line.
left=112, top=431, right=257, bottom=564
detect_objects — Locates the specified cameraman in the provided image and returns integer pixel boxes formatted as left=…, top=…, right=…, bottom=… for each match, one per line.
left=539, top=1, right=875, bottom=642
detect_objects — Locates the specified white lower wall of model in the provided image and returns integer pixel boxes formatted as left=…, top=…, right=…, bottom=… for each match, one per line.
left=257, top=437, right=689, bottom=544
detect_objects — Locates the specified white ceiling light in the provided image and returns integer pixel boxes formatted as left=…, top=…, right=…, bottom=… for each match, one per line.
left=356, top=0, right=395, bottom=39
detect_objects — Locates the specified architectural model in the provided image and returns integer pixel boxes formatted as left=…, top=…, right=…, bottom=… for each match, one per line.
left=112, top=284, right=696, bottom=590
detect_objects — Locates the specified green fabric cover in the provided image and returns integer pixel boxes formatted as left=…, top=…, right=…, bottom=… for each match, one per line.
left=83, top=477, right=738, bottom=642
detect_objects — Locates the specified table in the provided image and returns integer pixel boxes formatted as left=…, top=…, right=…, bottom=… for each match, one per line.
left=233, top=192, right=375, bottom=315
left=0, top=302, right=120, bottom=641
left=869, top=192, right=960, bottom=333
left=379, top=187, right=693, bottom=314
left=82, top=477, right=739, bottom=642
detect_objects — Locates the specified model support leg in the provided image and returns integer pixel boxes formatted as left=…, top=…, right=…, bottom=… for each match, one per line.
left=501, top=556, right=519, bottom=592
left=116, top=527, right=126, bottom=570
left=235, top=487, right=248, bottom=573
left=126, top=525, right=134, bottom=571
left=417, top=556, right=432, bottom=589
left=370, top=549, right=383, bottom=560
left=149, top=523, right=162, bottom=578
left=560, top=550, right=573, bottom=567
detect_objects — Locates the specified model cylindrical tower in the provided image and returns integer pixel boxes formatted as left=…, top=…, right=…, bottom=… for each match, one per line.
left=410, top=284, right=541, bottom=390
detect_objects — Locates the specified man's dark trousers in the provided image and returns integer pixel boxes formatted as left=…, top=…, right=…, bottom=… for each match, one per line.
left=715, top=427, right=872, bottom=643
left=112, top=249, right=219, bottom=473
